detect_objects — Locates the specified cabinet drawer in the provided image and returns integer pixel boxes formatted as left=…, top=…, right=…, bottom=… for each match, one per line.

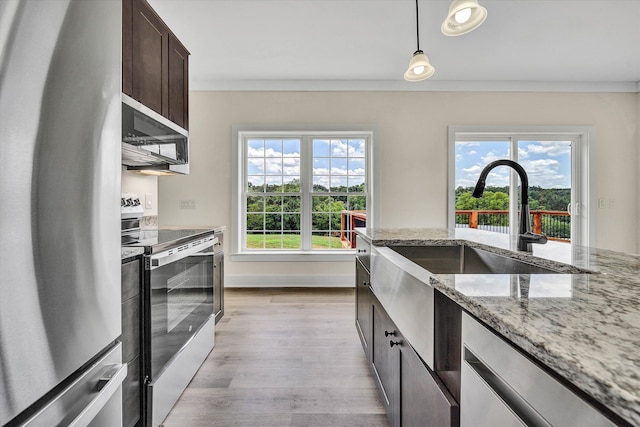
left=461, top=313, right=617, bottom=427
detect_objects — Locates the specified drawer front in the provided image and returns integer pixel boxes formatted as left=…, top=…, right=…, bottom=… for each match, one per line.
left=460, top=357, right=526, bottom=427
left=461, top=313, right=617, bottom=427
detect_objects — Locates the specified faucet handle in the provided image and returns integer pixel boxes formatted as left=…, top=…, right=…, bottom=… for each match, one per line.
left=520, top=231, right=548, bottom=245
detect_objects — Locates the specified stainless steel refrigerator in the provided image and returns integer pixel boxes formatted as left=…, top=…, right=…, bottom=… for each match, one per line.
left=0, top=1, right=124, bottom=425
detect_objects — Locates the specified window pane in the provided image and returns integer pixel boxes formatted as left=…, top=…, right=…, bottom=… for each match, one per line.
left=348, top=195, right=366, bottom=211
left=283, top=214, right=300, bottom=231
left=313, top=157, right=330, bottom=174
left=265, top=213, right=282, bottom=231
left=283, top=139, right=301, bottom=157
left=283, top=157, right=300, bottom=177
left=265, top=196, right=282, bottom=212
left=246, top=232, right=265, bottom=249
left=330, top=176, right=347, bottom=192
left=348, top=139, right=366, bottom=156
left=248, top=158, right=264, bottom=175
left=247, top=176, right=264, bottom=192
left=331, top=158, right=348, bottom=175
left=348, top=158, right=365, bottom=175
left=247, top=196, right=264, bottom=212
left=265, top=139, right=282, bottom=157
left=283, top=177, right=300, bottom=192
left=312, top=232, right=341, bottom=249
left=264, top=232, right=283, bottom=248
left=247, top=139, right=264, bottom=156
left=265, top=176, right=283, bottom=192
left=265, top=158, right=282, bottom=175
left=312, top=195, right=332, bottom=212
left=312, top=213, right=330, bottom=231
left=313, top=139, right=330, bottom=157
left=246, top=213, right=264, bottom=231
left=282, top=232, right=301, bottom=249
left=313, top=176, right=329, bottom=192
left=348, top=176, right=365, bottom=192
left=282, top=196, right=301, bottom=212
left=519, top=140, right=572, bottom=241
left=331, top=139, right=348, bottom=156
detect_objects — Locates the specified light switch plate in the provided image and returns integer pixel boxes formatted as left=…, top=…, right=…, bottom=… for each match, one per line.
left=145, top=193, right=152, bottom=209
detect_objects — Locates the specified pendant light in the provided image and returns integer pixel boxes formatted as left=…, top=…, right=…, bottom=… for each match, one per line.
left=441, top=0, right=487, bottom=36
left=404, top=0, right=435, bottom=82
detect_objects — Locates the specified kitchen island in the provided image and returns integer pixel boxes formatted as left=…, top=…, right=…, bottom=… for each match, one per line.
left=356, top=227, right=640, bottom=426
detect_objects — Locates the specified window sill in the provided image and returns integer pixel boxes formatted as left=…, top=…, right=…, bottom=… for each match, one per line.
left=231, top=251, right=356, bottom=262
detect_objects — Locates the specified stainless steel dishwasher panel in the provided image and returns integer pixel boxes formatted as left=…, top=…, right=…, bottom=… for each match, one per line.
left=371, top=246, right=435, bottom=369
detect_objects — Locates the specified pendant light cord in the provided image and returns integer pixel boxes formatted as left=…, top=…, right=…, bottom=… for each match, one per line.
left=415, top=0, right=420, bottom=52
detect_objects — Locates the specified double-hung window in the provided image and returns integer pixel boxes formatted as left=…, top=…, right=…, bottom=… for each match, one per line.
left=232, top=128, right=376, bottom=260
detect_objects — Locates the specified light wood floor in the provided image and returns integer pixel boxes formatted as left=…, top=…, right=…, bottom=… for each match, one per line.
left=162, top=288, right=389, bottom=427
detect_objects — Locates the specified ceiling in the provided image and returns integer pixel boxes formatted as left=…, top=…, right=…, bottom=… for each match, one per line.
left=148, top=0, right=640, bottom=92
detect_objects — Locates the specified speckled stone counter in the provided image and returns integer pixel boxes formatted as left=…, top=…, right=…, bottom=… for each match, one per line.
left=356, top=227, right=640, bottom=426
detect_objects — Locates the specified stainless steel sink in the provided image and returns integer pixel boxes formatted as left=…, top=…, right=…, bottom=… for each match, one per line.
left=389, top=245, right=567, bottom=274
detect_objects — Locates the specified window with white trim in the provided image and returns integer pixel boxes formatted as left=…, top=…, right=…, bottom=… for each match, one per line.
left=233, top=129, right=375, bottom=259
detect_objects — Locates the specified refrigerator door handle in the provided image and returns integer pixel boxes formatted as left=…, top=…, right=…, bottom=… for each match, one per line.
left=68, top=363, right=127, bottom=427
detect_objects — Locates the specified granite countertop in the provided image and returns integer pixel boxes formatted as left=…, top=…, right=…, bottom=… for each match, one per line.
left=121, top=246, right=144, bottom=261
left=356, top=227, right=640, bottom=426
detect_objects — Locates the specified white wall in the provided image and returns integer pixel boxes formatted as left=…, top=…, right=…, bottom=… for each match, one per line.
left=121, top=168, right=158, bottom=217
left=158, top=91, right=640, bottom=286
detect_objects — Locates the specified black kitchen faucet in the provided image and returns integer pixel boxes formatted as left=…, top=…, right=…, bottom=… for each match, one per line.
left=472, top=159, right=548, bottom=252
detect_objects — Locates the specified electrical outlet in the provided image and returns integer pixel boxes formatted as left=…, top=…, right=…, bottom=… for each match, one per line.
left=598, top=198, right=605, bottom=208
left=145, top=193, right=152, bottom=209
left=179, top=199, right=196, bottom=209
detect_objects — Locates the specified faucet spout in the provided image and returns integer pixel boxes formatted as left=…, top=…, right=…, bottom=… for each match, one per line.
left=472, top=159, right=547, bottom=252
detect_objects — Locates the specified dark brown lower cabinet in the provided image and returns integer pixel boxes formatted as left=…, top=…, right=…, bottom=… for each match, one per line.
left=121, top=258, right=142, bottom=427
left=370, top=294, right=459, bottom=427
left=355, top=258, right=372, bottom=360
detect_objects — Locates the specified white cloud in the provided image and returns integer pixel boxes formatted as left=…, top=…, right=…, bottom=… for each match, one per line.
left=525, top=141, right=571, bottom=157
left=481, top=150, right=508, bottom=164
left=463, top=165, right=482, bottom=174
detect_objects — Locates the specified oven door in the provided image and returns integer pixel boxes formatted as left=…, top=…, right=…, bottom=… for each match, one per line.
left=144, top=237, right=215, bottom=381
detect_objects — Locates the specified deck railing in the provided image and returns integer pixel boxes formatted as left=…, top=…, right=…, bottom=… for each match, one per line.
left=341, top=209, right=571, bottom=248
left=455, top=210, right=571, bottom=242
left=340, top=210, right=367, bottom=248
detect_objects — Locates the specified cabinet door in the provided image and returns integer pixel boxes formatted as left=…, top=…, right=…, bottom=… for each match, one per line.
left=400, top=344, right=459, bottom=427
left=168, top=35, right=189, bottom=129
left=213, top=251, right=224, bottom=324
left=122, top=0, right=133, bottom=96
left=131, top=0, right=169, bottom=117
left=372, top=297, right=400, bottom=427
left=355, top=259, right=371, bottom=359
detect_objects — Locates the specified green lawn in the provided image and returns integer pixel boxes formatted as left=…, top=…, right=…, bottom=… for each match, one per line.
left=246, top=233, right=343, bottom=249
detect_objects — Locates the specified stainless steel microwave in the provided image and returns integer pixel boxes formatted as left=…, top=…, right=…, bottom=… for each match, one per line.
left=121, top=94, right=189, bottom=175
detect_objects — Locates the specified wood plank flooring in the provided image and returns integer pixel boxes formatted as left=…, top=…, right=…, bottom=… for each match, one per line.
left=162, top=288, right=389, bottom=427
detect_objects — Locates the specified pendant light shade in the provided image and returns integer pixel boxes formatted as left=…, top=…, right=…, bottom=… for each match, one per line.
left=441, top=0, right=487, bottom=36
left=404, top=0, right=435, bottom=82
left=404, top=50, right=435, bottom=81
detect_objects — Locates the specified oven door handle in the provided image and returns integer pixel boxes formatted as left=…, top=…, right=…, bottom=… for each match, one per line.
left=147, top=236, right=216, bottom=270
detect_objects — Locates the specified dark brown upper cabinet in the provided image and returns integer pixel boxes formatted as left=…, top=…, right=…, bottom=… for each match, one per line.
left=122, top=0, right=189, bottom=130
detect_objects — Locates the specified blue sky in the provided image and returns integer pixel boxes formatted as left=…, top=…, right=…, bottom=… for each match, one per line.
left=455, top=140, right=571, bottom=189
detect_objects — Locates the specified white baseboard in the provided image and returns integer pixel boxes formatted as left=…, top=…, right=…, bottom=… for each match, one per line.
left=225, top=274, right=354, bottom=288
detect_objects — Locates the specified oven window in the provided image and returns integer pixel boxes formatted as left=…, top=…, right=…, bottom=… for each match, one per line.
left=148, top=253, right=213, bottom=378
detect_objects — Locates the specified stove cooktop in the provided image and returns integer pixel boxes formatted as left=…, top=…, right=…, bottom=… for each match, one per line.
left=123, top=227, right=214, bottom=254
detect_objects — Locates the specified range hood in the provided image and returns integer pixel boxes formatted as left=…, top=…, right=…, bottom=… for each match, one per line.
left=121, top=94, right=189, bottom=175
